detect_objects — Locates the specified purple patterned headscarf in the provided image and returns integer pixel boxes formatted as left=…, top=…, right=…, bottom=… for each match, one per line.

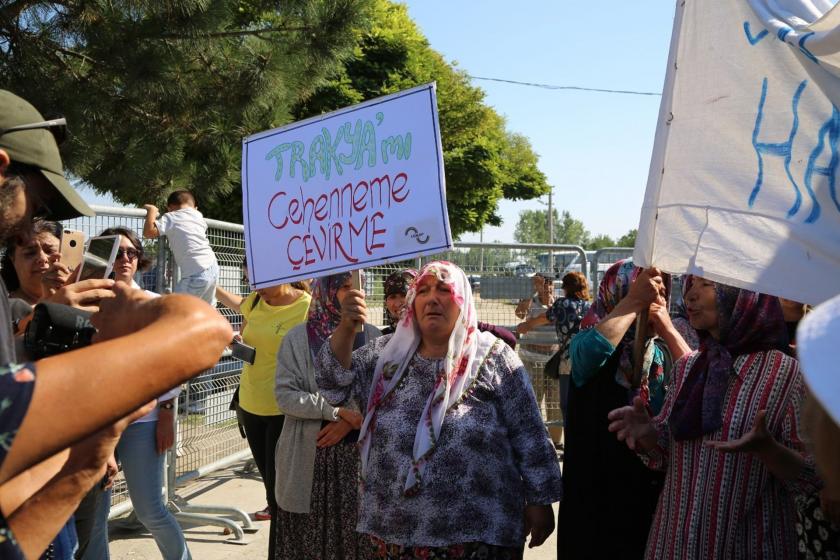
left=306, top=272, right=352, bottom=357
left=669, top=277, right=788, bottom=440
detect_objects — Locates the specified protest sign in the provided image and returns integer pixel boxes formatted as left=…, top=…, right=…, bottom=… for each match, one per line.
left=635, top=0, right=840, bottom=305
left=242, top=83, right=452, bottom=288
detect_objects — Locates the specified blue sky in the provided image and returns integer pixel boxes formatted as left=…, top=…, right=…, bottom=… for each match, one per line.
left=80, top=1, right=676, bottom=243
left=402, top=1, right=676, bottom=243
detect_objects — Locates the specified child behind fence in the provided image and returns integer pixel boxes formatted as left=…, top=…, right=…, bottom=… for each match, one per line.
left=144, top=190, right=218, bottom=305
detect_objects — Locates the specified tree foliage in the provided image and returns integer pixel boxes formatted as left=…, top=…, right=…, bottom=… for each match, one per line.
left=0, top=0, right=371, bottom=216
left=2, top=0, right=549, bottom=232
left=588, top=234, right=615, bottom=250
left=291, top=0, right=550, bottom=236
left=617, top=228, right=638, bottom=248
left=514, top=208, right=631, bottom=249
left=514, top=208, right=555, bottom=245
left=514, top=208, right=591, bottom=246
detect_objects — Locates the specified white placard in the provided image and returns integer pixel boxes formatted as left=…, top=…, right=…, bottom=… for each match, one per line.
left=242, top=83, right=452, bottom=288
left=635, top=0, right=840, bottom=305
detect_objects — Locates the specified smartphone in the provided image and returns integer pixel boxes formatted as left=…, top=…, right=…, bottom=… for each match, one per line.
left=230, top=340, right=256, bottom=365
left=75, top=235, right=120, bottom=282
left=59, top=229, right=85, bottom=272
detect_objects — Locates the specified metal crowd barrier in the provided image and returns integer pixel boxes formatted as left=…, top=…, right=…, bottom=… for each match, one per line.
left=57, top=206, right=637, bottom=542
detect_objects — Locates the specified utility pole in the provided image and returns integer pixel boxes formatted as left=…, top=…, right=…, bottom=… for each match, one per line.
left=479, top=227, right=485, bottom=274
left=548, top=187, right=554, bottom=275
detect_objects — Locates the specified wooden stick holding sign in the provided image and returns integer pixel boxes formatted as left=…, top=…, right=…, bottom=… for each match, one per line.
left=352, top=270, right=364, bottom=333
left=630, top=310, right=649, bottom=389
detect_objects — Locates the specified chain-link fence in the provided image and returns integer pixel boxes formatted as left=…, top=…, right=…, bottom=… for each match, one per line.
left=50, top=206, right=639, bottom=539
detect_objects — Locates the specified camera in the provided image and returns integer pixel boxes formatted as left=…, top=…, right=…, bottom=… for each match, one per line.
left=24, top=302, right=96, bottom=359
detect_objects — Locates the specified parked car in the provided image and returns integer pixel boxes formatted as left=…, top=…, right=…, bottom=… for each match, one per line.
left=513, top=264, right=536, bottom=277
left=468, top=275, right=481, bottom=293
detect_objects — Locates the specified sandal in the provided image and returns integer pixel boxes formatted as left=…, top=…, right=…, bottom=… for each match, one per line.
left=254, top=506, right=271, bottom=521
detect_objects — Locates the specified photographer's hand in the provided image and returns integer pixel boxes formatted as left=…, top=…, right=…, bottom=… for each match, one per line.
left=46, top=278, right=116, bottom=313
left=103, top=454, right=118, bottom=490
left=90, top=282, right=156, bottom=342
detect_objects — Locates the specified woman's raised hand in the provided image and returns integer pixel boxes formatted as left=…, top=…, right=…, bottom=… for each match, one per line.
left=627, top=267, right=666, bottom=311
left=648, top=302, right=673, bottom=338
left=607, top=397, right=658, bottom=451
left=338, top=289, right=368, bottom=332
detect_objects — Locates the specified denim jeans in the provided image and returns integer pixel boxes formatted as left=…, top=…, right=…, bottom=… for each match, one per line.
left=117, top=421, right=192, bottom=560
left=77, top=485, right=110, bottom=560
left=175, top=263, right=218, bottom=305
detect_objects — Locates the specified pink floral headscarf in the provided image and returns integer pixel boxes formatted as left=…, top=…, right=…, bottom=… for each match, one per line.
left=358, top=261, right=499, bottom=495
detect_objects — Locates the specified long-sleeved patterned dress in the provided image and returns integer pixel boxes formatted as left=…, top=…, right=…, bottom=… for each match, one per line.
left=315, top=334, right=563, bottom=551
left=643, top=349, right=819, bottom=559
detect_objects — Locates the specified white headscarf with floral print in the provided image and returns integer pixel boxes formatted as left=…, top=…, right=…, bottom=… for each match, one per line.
left=358, top=261, right=499, bottom=495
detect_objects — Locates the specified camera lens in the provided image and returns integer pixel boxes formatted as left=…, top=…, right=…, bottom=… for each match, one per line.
left=70, top=240, right=77, bottom=247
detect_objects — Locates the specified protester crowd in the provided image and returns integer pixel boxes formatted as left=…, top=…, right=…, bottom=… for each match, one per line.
left=2, top=88, right=840, bottom=560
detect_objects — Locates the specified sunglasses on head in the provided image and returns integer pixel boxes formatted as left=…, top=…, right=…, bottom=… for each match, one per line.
left=0, top=117, right=67, bottom=146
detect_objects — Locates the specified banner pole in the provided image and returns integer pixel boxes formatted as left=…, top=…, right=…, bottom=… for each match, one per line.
left=631, top=311, right=648, bottom=389
left=351, top=269, right=364, bottom=333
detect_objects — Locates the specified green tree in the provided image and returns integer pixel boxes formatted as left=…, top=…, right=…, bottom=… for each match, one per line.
left=514, top=208, right=556, bottom=244
left=292, top=0, right=550, bottom=236
left=587, top=234, right=615, bottom=250
left=513, top=208, right=593, bottom=246
left=617, top=228, right=638, bottom=247
left=1, top=0, right=370, bottom=219
left=555, top=210, right=590, bottom=246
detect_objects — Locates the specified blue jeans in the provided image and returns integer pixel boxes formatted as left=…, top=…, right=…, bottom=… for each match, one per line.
left=117, top=421, right=192, bottom=560
left=79, top=486, right=110, bottom=560
left=175, top=264, right=218, bottom=305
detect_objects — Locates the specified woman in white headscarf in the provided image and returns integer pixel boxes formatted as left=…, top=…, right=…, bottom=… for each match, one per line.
left=316, top=261, right=562, bottom=559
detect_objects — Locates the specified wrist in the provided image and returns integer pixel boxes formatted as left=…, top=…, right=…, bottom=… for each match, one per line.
left=158, top=399, right=175, bottom=412
left=616, top=296, right=646, bottom=316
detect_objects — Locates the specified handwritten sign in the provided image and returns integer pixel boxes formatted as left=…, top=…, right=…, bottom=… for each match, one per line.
left=635, top=0, right=840, bottom=305
left=242, top=84, right=452, bottom=288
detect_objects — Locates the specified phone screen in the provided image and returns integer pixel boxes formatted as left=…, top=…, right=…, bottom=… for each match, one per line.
left=76, top=236, right=120, bottom=282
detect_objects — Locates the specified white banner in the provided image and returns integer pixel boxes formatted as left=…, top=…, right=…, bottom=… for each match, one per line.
left=242, top=84, right=452, bottom=288
left=635, top=0, right=840, bottom=305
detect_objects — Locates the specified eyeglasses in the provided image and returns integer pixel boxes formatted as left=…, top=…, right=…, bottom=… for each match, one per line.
left=0, top=117, right=67, bottom=146
left=116, top=248, right=141, bottom=261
